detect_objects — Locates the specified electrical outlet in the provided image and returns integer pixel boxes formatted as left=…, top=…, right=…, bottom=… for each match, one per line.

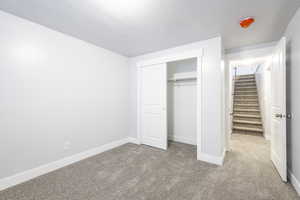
left=64, top=141, right=71, bottom=150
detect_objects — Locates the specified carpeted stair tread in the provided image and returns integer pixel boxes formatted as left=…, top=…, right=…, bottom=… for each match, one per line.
left=233, top=119, right=262, bottom=125
left=234, top=103, right=258, bottom=107
left=234, top=122, right=263, bottom=129
left=233, top=125, right=263, bottom=132
left=232, top=130, right=262, bottom=135
left=235, top=80, right=255, bottom=84
left=234, top=91, right=257, bottom=94
left=234, top=95, right=258, bottom=100
left=234, top=94, right=258, bottom=97
left=235, top=86, right=256, bottom=89
left=235, top=92, right=257, bottom=95
left=233, top=117, right=262, bottom=122
left=234, top=108, right=260, bottom=112
left=234, top=99, right=258, bottom=103
left=234, top=111, right=260, bottom=115
left=235, top=106, right=259, bottom=110
left=237, top=74, right=255, bottom=78
left=233, top=113, right=261, bottom=118
left=235, top=83, right=256, bottom=86
left=235, top=89, right=257, bottom=92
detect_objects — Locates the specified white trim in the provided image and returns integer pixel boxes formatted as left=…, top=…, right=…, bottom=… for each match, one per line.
left=0, top=137, right=132, bottom=191
left=197, top=150, right=226, bottom=166
left=137, top=49, right=203, bottom=67
left=197, top=54, right=204, bottom=159
left=127, top=137, right=141, bottom=145
left=226, top=63, right=235, bottom=152
left=271, top=150, right=286, bottom=182
left=137, top=66, right=142, bottom=144
left=168, top=136, right=196, bottom=146
left=288, top=170, right=300, bottom=196
left=264, top=133, right=270, bottom=141
left=226, top=41, right=277, bottom=55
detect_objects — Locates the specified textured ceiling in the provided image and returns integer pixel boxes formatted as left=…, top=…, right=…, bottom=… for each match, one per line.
left=0, top=0, right=299, bottom=56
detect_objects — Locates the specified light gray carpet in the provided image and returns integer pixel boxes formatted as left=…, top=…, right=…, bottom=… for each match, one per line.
left=0, top=134, right=299, bottom=200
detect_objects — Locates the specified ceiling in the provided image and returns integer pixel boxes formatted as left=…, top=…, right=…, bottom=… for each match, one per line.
left=0, top=0, right=299, bottom=57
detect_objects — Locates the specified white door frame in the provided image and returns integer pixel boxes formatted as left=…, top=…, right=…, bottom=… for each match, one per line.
left=137, top=49, right=204, bottom=153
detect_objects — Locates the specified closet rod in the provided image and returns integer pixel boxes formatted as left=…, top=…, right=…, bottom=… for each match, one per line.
left=168, top=77, right=197, bottom=82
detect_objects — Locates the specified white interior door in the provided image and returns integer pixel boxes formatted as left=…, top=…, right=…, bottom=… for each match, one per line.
left=271, top=37, right=287, bottom=182
left=140, top=63, right=167, bottom=150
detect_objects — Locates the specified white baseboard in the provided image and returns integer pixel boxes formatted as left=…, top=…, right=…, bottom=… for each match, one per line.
left=0, top=137, right=132, bottom=191
left=288, top=170, right=300, bottom=196
left=128, top=136, right=197, bottom=146
left=197, top=150, right=226, bottom=166
left=168, top=136, right=196, bottom=145
left=127, top=137, right=140, bottom=145
left=264, top=133, right=270, bottom=141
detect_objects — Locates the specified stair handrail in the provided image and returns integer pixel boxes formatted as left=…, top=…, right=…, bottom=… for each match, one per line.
left=233, top=66, right=237, bottom=95
left=234, top=67, right=237, bottom=78
left=255, top=64, right=261, bottom=73
left=230, top=67, right=237, bottom=134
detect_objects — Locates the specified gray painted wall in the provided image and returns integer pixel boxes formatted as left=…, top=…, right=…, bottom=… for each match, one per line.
left=284, top=8, right=300, bottom=182
left=0, top=11, right=130, bottom=179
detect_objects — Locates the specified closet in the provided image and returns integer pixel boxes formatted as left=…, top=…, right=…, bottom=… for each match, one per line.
left=137, top=52, right=202, bottom=150
left=167, top=58, right=197, bottom=145
left=137, top=51, right=203, bottom=152
left=137, top=38, right=224, bottom=165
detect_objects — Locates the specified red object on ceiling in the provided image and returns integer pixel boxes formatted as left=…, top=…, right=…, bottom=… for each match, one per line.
left=240, top=17, right=255, bottom=28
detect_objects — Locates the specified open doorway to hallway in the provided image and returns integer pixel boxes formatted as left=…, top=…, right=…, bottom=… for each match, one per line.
left=225, top=38, right=288, bottom=182
left=230, top=63, right=271, bottom=138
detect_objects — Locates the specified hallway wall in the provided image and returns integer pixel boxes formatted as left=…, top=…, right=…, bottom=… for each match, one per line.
left=234, top=64, right=257, bottom=76
left=284, top=7, right=300, bottom=194
left=256, top=61, right=272, bottom=140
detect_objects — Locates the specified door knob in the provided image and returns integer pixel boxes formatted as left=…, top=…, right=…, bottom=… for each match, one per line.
left=275, top=113, right=283, bottom=118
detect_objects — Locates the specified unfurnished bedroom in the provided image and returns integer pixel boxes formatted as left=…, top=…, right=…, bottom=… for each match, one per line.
left=0, top=0, right=300, bottom=199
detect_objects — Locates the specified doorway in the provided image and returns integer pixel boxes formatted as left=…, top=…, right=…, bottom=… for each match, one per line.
left=167, top=58, right=197, bottom=145
left=226, top=38, right=287, bottom=182
left=137, top=50, right=203, bottom=160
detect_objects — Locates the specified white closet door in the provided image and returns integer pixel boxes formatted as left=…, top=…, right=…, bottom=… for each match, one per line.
left=140, top=63, right=167, bottom=150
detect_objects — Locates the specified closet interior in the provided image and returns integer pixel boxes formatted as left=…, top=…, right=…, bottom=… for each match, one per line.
left=167, top=58, right=197, bottom=145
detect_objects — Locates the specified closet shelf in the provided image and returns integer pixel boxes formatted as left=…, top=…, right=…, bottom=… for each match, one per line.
left=168, top=72, right=197, bottom=82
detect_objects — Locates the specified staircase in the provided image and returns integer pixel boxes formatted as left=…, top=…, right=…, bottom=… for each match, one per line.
left=232, top=74, right=263, bottom=135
